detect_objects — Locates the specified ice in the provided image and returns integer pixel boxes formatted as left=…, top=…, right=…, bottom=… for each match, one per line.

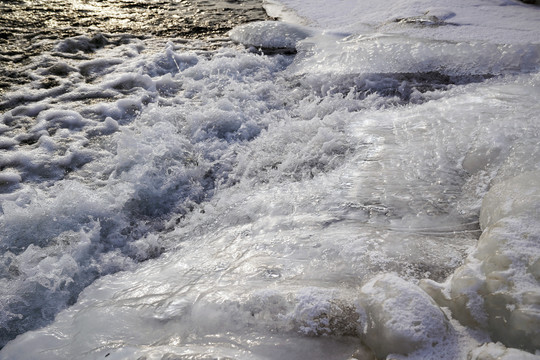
left=469, top=342, right=540, bottom=360
left=229, top=21, right=314, bottom=50
left=422, top=171, right=540, bottom=352
left=479, top=171, right=540, bottom=230
left=289, top=34, right=540, bottom=76
left=269, top=0, right=540, bottom=44
left=359, top=273, right=453, bottom=358
left=262, top=0, right=309, bottom=25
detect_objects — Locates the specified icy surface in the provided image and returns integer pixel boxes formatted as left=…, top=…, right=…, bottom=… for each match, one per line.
left=265, top=0, right=540, bottom=44
left=1, top=0, right=539, bottom=359
left=469, top=342, right=540, bottom=360
left=229, top=21, right=314, bottom=50
left=422, top=172, right=540, bottom=352
left=359, top=273, right=453, bottom=358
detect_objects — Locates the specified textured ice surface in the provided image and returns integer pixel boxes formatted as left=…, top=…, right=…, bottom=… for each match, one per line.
left=469, top=342, right=540, bottom=360
left=267, top=0, right=540, bottom=44
left=359, top=273, right=453, bottom=358
left=289, top=34, right=540, bottom=76
left=229, top=21, right=313, bottom=50
left=422, top=171, right=540, bottom=352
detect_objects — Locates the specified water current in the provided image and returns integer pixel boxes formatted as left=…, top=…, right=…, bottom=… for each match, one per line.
left=0, top=0, right=270, bottom=95
left=0, top=0, right=271, bottom=347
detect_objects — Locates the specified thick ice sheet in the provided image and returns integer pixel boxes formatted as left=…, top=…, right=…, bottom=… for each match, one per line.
left=264, top=0, right=540, bottom=44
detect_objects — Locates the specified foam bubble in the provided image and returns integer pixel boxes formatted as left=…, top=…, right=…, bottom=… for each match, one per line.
left=0, top=171, right=21, bottom=186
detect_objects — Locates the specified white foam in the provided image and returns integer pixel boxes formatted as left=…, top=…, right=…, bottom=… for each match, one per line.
left=0, top=171, right=21, bottom=185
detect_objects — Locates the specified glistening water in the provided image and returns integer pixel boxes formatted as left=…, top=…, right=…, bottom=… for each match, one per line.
left=0, top=0, right=270, bottom=95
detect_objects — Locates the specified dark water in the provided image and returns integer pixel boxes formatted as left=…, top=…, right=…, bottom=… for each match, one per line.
left=0, top=0, right=271, bottom=94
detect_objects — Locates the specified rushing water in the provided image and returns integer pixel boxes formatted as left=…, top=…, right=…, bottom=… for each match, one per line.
left=0, top=0, right=272, bottom=347
left=0, top=0, right=539, bottom=359
left=0, top=0, right=270, bottom=95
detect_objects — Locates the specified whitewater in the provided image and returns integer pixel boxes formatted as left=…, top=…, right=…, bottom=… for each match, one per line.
left=0, top=0, right=539, bottom=359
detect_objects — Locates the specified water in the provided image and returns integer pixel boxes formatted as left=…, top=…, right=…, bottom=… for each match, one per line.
left=0, top=0, right=271, bottom=347
left=0, top=0, right=270, bottom=95
left=0, top=0, right=539, bottom=359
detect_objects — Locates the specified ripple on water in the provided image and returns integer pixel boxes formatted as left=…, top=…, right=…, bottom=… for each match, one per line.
left=0, top=0, right=271, bottom=95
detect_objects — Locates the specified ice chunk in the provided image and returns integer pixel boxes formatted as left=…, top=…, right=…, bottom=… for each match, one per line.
left=422, top=172, right=540, bottom=352
left=290, top=34, right=540, bottom=76
left=270, top=0, right=540, bottom=44
left=229, top=21, right=314, bottom=50
left=359, top=273, right=452, bottom=358
left=468, top=342, right=540, bottom=360
left=479, top=171, right=540, bottom=230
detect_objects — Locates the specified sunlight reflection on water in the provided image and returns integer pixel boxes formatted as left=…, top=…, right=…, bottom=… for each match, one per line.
left=0, top=0, right=270, bottom=93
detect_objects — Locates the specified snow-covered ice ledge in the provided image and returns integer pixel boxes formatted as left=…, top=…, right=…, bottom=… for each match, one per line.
left=263, top=0, right=540, bottom=45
